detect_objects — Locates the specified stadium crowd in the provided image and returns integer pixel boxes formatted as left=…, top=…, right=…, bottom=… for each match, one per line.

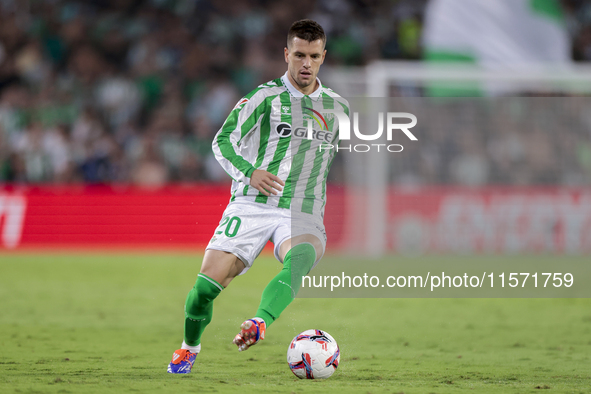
left=1, top=0, right=591, bottom=186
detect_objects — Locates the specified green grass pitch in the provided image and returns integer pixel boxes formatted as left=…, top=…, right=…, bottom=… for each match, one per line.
left=1, top=253, right=590, bottom=393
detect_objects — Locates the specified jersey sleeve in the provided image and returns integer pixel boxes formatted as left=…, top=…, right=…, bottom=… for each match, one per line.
left=212, top=94, right=267, bottom=184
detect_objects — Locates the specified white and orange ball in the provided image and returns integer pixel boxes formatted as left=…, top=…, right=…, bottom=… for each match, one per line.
left=287, top=329, right=340, bottom=379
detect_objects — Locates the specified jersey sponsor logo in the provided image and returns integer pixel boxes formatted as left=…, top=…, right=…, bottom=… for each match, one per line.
left=276, top=122, right=292, bottom=137
left=293, top=127, right=332, bottom=142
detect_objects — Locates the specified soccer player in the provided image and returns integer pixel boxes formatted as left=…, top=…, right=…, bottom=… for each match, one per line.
left=168, top=19, right=349, bottom=374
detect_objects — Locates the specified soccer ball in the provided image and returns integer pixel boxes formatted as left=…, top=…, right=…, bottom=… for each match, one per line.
left=287, top=329, right=340, bottom=379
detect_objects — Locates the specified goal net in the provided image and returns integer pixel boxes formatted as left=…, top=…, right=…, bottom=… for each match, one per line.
left=321, top=61, right=591, bottom=256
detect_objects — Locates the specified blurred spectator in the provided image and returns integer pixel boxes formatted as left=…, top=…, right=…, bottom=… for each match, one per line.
left=13, top=122, right=52, bottom=182
left=131, top=131, right=169, bottom=187
left=449, top=131, right=489, bottom=186
left=0, top=0, right=590, bottom=187
left=44, top=124, right=73, bottom=182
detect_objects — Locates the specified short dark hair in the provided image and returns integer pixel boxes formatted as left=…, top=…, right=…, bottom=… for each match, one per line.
left=287, top=19, right=326, bottom=48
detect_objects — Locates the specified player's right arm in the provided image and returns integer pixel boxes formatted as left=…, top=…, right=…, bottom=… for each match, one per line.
left=212, top=97, right=259, bottom=184
left=212, top=93, right=284, bottom=196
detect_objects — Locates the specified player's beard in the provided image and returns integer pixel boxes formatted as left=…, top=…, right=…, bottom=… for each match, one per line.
left=292, top=69, right=315, bottom=89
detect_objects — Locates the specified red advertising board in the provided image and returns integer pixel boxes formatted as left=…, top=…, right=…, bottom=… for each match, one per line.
left=0, top=184, right=226, bottom=250
left=388, top=187, right=591, bottom=254
left=0, top=184, right=347, bottom=251
left=2, top=185, right=589, bottom=253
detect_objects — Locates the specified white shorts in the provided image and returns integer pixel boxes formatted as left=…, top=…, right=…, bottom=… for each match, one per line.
left=205, top=200, right=326, bottom=274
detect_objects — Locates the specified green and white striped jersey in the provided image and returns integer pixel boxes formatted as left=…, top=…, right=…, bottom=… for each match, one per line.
left=212, top=72, right=349, bottom=219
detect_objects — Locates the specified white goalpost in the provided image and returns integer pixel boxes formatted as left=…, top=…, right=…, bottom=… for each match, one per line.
left=322, top=61, right=591, bottom=256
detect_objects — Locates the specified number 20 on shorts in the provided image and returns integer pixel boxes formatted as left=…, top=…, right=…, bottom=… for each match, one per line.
left=215, top=216, right=242, bottom=238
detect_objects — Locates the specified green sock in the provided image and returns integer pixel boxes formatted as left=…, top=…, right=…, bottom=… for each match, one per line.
left=255, top=243, right=316, bottom=327
left=184, top=273, right=223, bottom=346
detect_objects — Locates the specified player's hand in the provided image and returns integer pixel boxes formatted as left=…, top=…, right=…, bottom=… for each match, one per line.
left=250, top=169, right=284, bottom=196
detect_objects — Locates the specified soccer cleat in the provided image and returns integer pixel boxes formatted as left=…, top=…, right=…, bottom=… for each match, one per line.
left=232, top=318, right=266, bottom=351
left=167, top=348, right=198, bottom=374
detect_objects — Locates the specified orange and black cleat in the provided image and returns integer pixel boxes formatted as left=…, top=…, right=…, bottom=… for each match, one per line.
left=232, top=318, right=266, bottom=351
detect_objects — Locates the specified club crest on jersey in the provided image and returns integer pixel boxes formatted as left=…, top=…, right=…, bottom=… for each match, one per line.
left=276, top=122, right=292, bottom=138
